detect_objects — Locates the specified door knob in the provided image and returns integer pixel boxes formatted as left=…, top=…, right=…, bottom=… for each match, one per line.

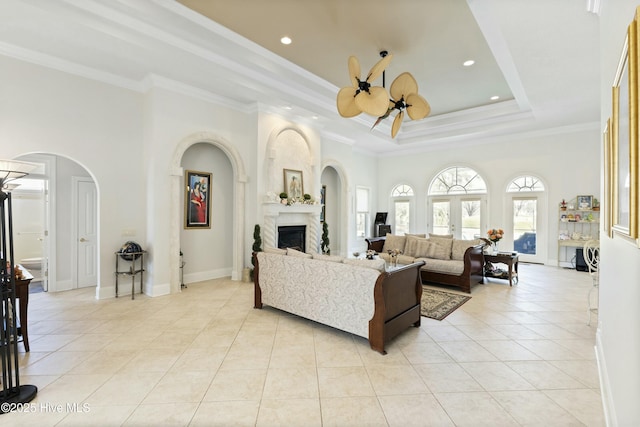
left=79, top=238, right=87, bottom=242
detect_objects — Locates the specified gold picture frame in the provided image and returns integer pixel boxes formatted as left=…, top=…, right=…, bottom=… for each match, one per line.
left=604, top=119, right=613, bottom=237
left=611, top=13, right=639, bottom=241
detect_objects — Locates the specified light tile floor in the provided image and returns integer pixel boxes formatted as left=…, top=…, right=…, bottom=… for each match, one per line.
left=3, top=263, right=604, bottom=426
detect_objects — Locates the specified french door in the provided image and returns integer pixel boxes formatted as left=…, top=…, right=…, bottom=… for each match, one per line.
left=510, top=194, right=544, bottom=263
left=429, top=196, right=484, bottom=239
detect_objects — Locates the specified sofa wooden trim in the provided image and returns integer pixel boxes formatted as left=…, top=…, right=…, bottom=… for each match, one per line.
left=366, top=236, right=485, bottom=294
left=253, top=252, right=424, bottom=354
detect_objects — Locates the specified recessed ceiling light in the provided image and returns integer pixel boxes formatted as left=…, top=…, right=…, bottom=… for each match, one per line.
left=490, top=95, right=500, bottom=100
left=463, top=60, right=475, bottom=67
left=280, top=36, right=292, bottom=45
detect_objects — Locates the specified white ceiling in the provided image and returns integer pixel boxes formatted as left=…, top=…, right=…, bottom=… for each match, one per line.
left=0, top=0, right=602, bottom=154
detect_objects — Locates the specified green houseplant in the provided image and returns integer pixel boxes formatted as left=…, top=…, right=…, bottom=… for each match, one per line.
left=321, top=222, right=330, bottom=254
left=251, top=224, right=262, bottom=279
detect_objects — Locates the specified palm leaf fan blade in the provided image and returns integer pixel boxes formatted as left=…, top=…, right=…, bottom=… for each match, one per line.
left=367, top=53, right=393, bottom=82
left=337, top=87, right=361, bottom=117
left=355, top=86, right=390, bottom=117
left=391, top=111, right=404, bottom=138
left=347, top=56, right=361, bottom=88
left=390, top=72, right=418, bottom=101
left=406, top=93, right=431, bottom=120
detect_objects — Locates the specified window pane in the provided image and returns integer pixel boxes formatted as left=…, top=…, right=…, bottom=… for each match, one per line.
left=356, top=188, right=368, bottom=212
left=461, top=200, right=481, bottom=239
left=395, top=201, right=410, bottom=235
left=356, top=213, right=366, bottom=237
left=513, top=198, right=537, bottom=255
left=432, top=201, right=450, bottom=235
left=507, top=176, right=545, bottom=192
left=429, top=166, right=487, bottom=195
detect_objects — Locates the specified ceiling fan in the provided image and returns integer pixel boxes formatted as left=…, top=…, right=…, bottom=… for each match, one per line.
left=336, top=51, right=430, bottom=138
left=336, top=53, right=393, bottom=118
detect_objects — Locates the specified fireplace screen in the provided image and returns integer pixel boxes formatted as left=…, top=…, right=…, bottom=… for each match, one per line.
left=278, top=225, right=306, bottom=252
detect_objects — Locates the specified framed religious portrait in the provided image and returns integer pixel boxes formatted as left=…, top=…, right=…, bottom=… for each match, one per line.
left=184, top=170, right=211, bottom=229
left=283, top=169, right=303, bottom=199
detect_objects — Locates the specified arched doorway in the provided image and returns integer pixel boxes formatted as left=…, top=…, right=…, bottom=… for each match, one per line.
left=169, top=132, right=247, bottom=293
left=321, top=161, right=349, bottom=256
left=14, top=153, right=99, bottom=294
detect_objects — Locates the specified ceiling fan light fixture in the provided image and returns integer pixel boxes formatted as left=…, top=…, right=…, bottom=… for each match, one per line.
left=337, top=52, right=430, bottom=138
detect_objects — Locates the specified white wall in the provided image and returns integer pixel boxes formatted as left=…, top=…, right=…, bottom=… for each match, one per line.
left=598, top=3, right=640, bottom=425
left=0, top=56, right=146, bottom=298
left=373, top=128, right=600, bottom=264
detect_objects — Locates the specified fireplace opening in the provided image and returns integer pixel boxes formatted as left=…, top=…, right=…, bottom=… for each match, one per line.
left=278, top=225, right=306, bottom=252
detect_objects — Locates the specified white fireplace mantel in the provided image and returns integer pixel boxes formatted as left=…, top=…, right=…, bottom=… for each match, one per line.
left=262, top=202, right=322, bottom=252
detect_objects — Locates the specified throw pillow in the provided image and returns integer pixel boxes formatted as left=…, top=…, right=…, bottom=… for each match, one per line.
left=404, top=235, right=428, bottom=257
left=382, top=233, right=407, bottom=254
left=451, top=239, right=484, bottom=261
left=286, top=248, right=313, bottom=258
left=263, top=247, right=287, bottom=255
left=343, top=258, right=386, bottom=272
left=427, top=235, right=453, bottom=259
left=405, top=233, right=427, bottom=238
left=429, top=233, right=453, bottom=239
left=414, top=239, right=450, bottom=260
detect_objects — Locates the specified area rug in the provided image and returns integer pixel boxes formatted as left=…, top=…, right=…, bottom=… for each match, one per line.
left=421, top=287, right=471, bottom=321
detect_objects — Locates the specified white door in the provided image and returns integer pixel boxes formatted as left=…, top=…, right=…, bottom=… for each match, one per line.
left=74, top=177, right=97, bottom=288
left=429, top=196, right=484, bottom=239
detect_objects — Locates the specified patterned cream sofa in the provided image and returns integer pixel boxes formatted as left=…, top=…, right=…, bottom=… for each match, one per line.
left=366, top=234, right=487, bottom=293
left=253, top=248, right=424, bottom=354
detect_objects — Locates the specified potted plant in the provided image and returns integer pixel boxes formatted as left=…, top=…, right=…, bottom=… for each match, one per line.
left=321, top=222, right=330, bottom=254
left=250, top=224, right=262, bottom=280
left=279, top=192, right=288, bottom=204
left=592, top=198, right=600, bottom=211
left=560, top=199, right=567, bottom=211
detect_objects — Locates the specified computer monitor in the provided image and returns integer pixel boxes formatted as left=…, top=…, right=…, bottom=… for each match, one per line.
left=374, top=212, right=388, bottom=224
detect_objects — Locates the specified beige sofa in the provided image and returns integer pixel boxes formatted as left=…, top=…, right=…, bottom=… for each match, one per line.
left=366, top=234, right=487, bottom=293
left=253, top=248, right=424, bottom=354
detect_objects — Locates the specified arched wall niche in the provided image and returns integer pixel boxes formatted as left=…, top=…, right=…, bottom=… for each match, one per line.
left=264, top=126, right=317, bottom=198
left=169, top=131, right=247, bottom=293
left=321, top=159, right=350, bottom=256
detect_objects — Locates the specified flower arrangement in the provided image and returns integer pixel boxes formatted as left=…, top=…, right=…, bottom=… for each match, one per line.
left=487, top=228, right=504, bottom=243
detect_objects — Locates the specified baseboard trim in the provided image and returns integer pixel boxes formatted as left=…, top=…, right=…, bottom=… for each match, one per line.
left=595, top=328, right=616, bottom=426
left=184, top=268, right=232, bottom=285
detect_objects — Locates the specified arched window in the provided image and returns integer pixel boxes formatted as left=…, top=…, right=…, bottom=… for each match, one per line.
left=429, top=166, right=487, bottom=195
left=507, top=175, right=545, bottom=192
left=427, top=167, right=486, bottom=239
left=391, top=184, right=414, bottom=197
left=391, top=184, right=414, bottom=234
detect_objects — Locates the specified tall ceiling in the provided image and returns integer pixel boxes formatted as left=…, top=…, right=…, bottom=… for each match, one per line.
left=0, top=0, right=602, bottom=154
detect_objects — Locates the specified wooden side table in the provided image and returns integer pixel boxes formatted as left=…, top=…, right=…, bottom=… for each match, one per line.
left=13, top=265, right=33, bottom=352
left=484, top=253, right=519, bottom=286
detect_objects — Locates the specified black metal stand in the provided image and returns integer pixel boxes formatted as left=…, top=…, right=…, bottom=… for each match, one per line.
left=0, top=191, right=37, bottom=413
left=180, top=253, right=186, bottom=289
